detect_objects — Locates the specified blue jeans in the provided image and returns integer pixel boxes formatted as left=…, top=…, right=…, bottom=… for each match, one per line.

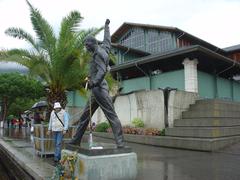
left=53, top=131, right=63, bottom=161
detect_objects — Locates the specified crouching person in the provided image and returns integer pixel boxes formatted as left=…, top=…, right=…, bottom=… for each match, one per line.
left=47, top=102, right=69, bottom=163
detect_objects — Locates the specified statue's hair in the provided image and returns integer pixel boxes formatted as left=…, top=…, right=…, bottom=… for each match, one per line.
left=85, top=36, right=97, bottom=44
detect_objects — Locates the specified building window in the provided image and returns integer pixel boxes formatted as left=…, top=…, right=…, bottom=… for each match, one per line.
left=120, top=28, right=145, bottom=51
left=159, top=31, right=174, bottom=53
left=146, top=30, right=174, bottom=53
left=147, top=30, right=159, bottom=53
left=119, top=28, right=175, bottom=54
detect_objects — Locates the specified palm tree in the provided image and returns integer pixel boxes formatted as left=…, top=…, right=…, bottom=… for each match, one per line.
left=0, top=0, right=102, bottom=108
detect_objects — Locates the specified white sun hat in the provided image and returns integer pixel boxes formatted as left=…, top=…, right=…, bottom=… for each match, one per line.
left=53, top=102, right=61, bottom=109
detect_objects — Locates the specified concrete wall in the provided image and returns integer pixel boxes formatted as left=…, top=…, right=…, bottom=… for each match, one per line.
left=66, top=91, right=87, bottom=107
left=121, top=77, right=150, bottom=93
left=65, top=106, right=83, bottom=125
left=217, top=77, right=232, bottom=100
left=92, top=90, right=165, bottom=129
left=121, top=69, right=185, bottom=94
left=91, top=89, right=199, bottom=130
left=198, top=71, right=215, bottom=99
left=198, top=71, right=240, bottom=101
left=168, top=90, right=199, bottom=127
left=66, top=91, right=87, bottom=125
left=233, top=82, right=240, bottom=101
left=151, top=70, right=185, bottom=90
left=121, top=70, right=240, bottom=102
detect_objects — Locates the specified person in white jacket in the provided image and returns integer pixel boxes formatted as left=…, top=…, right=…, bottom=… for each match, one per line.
left=47, top=102, right=69, bottom=163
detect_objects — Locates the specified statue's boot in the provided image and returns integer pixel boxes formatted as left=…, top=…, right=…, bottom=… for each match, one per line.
left=68, top=124, right=85, bottom=146
left=68, top=119, right=88, bottom=146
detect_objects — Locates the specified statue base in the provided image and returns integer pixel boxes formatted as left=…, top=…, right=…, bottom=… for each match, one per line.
left=66, top=142, right=132, bottom=156
left=62, top=143, right=137, bottom=180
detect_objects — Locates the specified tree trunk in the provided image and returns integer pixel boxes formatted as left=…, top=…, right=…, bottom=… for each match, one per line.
left=47, top=88, right=67, bottom=110
left=1, top=97, right=8, bottom=127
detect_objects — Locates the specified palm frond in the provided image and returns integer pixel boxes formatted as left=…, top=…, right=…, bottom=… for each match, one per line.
left=59, top=11, right=83, bottom=40
left=5, top=27, right=40, bottom=52
left=1, top=1, right=108, bottom=107
left=0, top=49, right=33, bottom=68
left=29, top=59, right=51, bottom=84
left=0, top=49, right=51, bottom=84
left=26, top=0, right=56, bottom=56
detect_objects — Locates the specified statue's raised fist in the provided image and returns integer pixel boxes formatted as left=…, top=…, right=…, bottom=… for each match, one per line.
left=105, top=19, right=110, bottom=25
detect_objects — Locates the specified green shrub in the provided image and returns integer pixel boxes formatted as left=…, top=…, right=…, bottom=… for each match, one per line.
left=159, top=129, right=165, bottom=136
left=95, top=121, right=110, bottom=132
left=132, top=117, right=144, bottom=128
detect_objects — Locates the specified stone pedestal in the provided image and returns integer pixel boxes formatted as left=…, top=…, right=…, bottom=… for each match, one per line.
left=62, top=143, right=137, bottom=180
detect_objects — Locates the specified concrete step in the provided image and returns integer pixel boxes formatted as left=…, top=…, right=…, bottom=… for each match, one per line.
left=93, top=132, right=240, bottom=151
left=165, top=126, right=240, bottom=138
left=189, top=103, right=240, bottom=112
left=182, top=110, right=240, bottom=118
left=195, top=99, right=240, bottom=107
left=174, top=118, right=240, bottom=127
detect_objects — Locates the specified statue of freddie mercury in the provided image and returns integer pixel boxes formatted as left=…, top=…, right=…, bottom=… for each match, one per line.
left=69, top=19, right=124, bottom=148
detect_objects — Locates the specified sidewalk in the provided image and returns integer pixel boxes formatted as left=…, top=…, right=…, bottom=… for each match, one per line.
left=0, top=127, right=54, bottom=179
left=1, top=127, right=240, bottom=180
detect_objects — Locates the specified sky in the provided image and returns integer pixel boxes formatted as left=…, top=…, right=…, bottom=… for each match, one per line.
left=0, top=0, right=240, bottom=50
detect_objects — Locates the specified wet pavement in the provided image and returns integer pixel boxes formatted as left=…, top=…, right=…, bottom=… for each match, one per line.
left=93, top=136, right=240, bottom=180
left=1, top=127, right=240, bottom=180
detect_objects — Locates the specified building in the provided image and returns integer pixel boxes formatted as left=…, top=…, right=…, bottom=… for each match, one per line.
left=67, top=22, right=240, bottom=129
left=110, top=22, right=240, bottom=100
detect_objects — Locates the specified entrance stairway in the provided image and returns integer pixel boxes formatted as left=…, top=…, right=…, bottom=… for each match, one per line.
left=165, top=99, right=240, bottom=151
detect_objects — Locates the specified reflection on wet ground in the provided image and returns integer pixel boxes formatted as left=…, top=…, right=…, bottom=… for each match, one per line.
left=93, top=136, right=240, bottom=180
left=1, top=127, right=240, bottom=180
left=1, top=127, right=30, bottom=140
left=0, top=128, right=29, bottom=180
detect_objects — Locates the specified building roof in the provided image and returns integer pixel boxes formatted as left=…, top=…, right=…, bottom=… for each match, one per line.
left=110, top=45, right=240, bottom=80
left=111, top=22, right=177, bottom=42
left=223, top=44, right=240, bottom=53
left=111, top=22, right=225, bottom=54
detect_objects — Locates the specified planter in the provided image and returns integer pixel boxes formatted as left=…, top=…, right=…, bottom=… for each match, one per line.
left=33, top=124, right=76, bottom=158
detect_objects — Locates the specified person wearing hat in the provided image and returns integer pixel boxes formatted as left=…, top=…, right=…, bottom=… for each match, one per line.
left=47, top=102, right=69, bottom=163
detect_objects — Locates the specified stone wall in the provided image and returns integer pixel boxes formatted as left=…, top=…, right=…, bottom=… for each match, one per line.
left=168, top=90, right=199, bottom=127
left=88, top=90, right=199, bottom=130
left=92, top=90, right=165, bottom=129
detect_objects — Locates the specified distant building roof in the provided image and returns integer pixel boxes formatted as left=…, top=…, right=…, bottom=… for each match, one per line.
left=0, top=62, right=28, bottom=74
left=111, top=22, right=177, bottom=42
left=223, top=44, right=240, bottom=53
left=111, top=22, right=224, bottom=54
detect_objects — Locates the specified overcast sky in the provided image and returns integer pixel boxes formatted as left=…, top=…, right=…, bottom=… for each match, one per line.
left=0, top=0, right=240, bottom=50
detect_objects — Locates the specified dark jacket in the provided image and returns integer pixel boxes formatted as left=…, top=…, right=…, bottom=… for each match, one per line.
left=89, top=23, right=111, bottom=90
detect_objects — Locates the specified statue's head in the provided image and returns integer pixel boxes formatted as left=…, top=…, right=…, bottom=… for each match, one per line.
left=84, top=36, right=97, bottom=52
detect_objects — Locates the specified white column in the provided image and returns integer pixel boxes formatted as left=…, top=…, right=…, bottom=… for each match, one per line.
left=182, top=58, right=198, bottom=93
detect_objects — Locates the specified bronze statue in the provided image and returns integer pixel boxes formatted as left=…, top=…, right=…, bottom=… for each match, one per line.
left=69, top=19, right=124, bottom=148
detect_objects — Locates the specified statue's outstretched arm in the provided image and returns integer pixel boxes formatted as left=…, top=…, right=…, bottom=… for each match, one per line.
left=103, top=19, right=111, bottom=53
